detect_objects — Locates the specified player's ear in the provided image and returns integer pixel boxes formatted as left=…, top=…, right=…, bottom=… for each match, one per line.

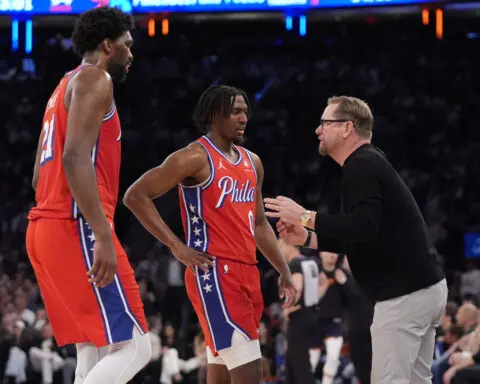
left=102, top=38, right=115, bottom=56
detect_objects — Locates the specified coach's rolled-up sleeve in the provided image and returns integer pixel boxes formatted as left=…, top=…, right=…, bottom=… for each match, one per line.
left=314, top=157, right=383, bottom=242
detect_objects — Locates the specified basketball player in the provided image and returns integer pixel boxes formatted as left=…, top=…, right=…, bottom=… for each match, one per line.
left=26, top=7, right=151, bottom=384
left=123, top=85, right=297, bottom=384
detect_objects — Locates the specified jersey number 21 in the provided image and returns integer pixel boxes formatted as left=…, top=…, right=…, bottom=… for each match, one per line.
left=40, top=116, right=55, bottom=165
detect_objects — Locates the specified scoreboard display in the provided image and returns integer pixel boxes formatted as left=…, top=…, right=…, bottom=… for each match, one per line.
left=131, top=0, right=440, bottom=14
left=0, top=0, right=444, bottom=15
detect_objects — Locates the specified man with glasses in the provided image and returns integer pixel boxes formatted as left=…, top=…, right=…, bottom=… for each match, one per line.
left=264, top=96, right=447, bottom=384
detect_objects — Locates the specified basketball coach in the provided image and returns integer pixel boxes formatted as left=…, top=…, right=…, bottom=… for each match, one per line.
left=264, top=96, right=447, bottom=384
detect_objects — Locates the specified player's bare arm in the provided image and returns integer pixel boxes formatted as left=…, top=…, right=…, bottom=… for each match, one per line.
left=249, top=151, right=297, bottom=308
left=123, top=143, right=214, bottom=272
left=63, top=66, right=116, bottom=288
left=283, top=273, right=303, bottom=318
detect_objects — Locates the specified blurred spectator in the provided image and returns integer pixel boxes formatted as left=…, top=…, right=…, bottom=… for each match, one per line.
left=432, top=303, right=479, bottom=384
left=160, top=323, right=200, bottom=384
left=443, top=324, right=480, bottom=383
left=456, top=304, right=479, bottom=334
left=13, top=293, right=35, bottom=327
left=460, top=261, right=480, bottom=298
left=28, top=324, right=65, bottom=384
left=3, top=316, right=27, bottom=383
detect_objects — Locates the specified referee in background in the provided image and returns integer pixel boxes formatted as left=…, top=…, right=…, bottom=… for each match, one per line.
left=265, top=95, right=447, bottom=384
left=277, top=238, right=325, bottom=384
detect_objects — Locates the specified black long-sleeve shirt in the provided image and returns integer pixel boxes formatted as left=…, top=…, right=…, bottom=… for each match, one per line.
left=314, top=144, right=444, bottom=302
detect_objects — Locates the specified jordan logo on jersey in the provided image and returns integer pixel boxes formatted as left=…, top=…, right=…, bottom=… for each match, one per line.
left=215, top=176, right=255, bottom=208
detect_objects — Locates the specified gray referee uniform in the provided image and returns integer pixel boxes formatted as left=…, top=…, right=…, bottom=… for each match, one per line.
left=286, top=254, right=321, bottom=384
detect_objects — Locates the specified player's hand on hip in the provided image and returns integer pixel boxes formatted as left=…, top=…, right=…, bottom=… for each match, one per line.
left=171, top=243, right=215, bottom=274
left=276, top=219, right=309, bottom=246
left=88, top=237, right=117, bottom=288
left=264, top=196, right=306, bottom=225
left=278, top=272, right=297, bottom=309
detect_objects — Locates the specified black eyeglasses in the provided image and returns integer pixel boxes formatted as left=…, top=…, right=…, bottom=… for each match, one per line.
left=320, top=119, right=350, bottom=128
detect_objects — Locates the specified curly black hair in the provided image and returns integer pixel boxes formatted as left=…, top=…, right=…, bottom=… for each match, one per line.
left=72, top=6, right=133, bottom=57
left=193, top=85, right=250, bottom=134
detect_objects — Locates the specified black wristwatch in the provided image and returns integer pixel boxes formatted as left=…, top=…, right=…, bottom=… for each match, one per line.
left=302, top=230, right=312, bottom=248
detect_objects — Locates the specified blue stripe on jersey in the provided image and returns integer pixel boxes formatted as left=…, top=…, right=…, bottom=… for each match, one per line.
left=195, top=260, right=251, bottom=351
left=77, top=217, right=112, bottom=343
left=103, top=104, right=116, bottom=122
left=196, top=141, right=216, bottom=190
left=77, top=217, right=146, bottom=344
left=181, top=186, right=209, bottom=253
left=243, top=149, right=258, bottom=182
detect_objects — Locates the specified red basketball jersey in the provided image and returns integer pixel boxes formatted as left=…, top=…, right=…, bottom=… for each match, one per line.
left=28, top=64, right=121, bottom=221
left=179, top=136, right=258, bottom=265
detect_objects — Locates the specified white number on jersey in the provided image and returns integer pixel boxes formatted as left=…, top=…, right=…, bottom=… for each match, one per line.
left=40, top=115, right=55, bottom=165
left=248, top=209, right=255, bottom=236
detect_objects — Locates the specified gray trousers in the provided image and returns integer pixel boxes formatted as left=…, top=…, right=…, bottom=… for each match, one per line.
left=370, top=279, right=448, bottom=384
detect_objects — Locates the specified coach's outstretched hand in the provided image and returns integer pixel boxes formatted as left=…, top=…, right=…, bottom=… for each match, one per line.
left=172, top=243, right=215, bottom=274
left=264, top=196, right=306, bottom=225
left=278, top=272, right=297, bottom=309
left=88, top=236, right=118, bottom=288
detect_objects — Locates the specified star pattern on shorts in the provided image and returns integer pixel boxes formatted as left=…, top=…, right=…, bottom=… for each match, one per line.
left=203, top=283, right=212, bottom=293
